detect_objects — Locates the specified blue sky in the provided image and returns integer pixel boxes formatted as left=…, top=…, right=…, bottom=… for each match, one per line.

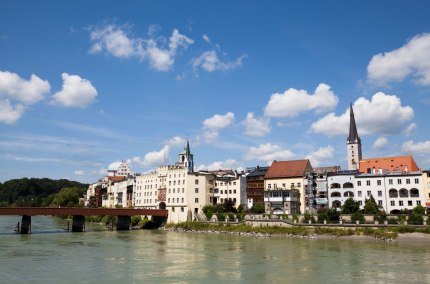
left=1, top=1, right=430, bottom=183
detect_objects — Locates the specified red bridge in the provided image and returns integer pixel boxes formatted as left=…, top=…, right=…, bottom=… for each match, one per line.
left=0, top=207, right=168, bottom=234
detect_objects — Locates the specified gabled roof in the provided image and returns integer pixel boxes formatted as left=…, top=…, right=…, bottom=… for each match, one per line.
left=359, top=155, right=419, bottom=173
left=265, top=160, right=312, bottom=179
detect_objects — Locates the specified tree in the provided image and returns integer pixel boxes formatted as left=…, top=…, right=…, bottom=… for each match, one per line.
left=412, top=204, right=425, bottom=215
left=363, top=196, right=379, bottom=214
left=222, top=199, right=237, bottom=213
left=341, top=198, right=360, bottom=214
left=52, top=187, right=85, bottom=207
left=351, top=211, right=365, bottom=223
left=250, top=202, right=265, bottom=214
left=317, top=208, right=340, bottom=223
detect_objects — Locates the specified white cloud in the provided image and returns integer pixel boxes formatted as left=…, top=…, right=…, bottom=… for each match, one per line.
left=203, top=112, right=235, bottom=129
left=403, top=122, right=417, bottom=136
left=202, top=34, right=211, bottom=43
left=196, top=130, right=219, bottom=144
left=245, top=143, right=295, bottom=164
left=165, top=136, right=187, bottom=147
left=402, top=140, right=430, bottom=154
left=311, top=92, right=414, bottom=136
left=367, top=33, right=430, bottom=86
left=373, top=136, right=389, bottom=149
left=108, top=161, right=122, bottom=170
left=264, top=83, right=338, bottom=118
left=132, top=145, right=169, bottom=168
left=0, top=70, right=50, bottom=104
left=197, top=159, right=241, bottom=171
left=242, top=112, right=271, bottom=137
left=74, top=170, right=85, bottom=176
left=305, top=146, right=334, bottom=167
left=52, top=73, right=97, bottom=107
left=192, top=50, right=245, bottom=73
left=89, top=25, right=193, bottom=72
left=0, top=100, right=25, bottom=124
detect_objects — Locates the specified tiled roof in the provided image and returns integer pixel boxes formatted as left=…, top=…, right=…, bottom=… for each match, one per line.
left=108, top=176, right=126, bottom=183
left=265, top=160, right=311, bottom=179
left=247, top=166, right=269, bottom=177
left=359, top=155, right=419, bottom=173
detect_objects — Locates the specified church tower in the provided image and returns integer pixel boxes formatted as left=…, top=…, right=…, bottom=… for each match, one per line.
left=178, top=140, right=194, bottom=173
left=347, top=102, right=362, bottom=170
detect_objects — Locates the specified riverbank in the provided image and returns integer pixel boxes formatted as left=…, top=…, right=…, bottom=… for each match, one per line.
left=164, top=222, right=399, bottom=241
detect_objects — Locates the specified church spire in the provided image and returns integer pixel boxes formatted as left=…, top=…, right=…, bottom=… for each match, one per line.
left=347, top=102, right=360, bottom=143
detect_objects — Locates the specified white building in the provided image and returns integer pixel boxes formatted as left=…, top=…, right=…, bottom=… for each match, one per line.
left=210, top=170, right=247, bottom=208
left=327, top=171, right=357, bottom=209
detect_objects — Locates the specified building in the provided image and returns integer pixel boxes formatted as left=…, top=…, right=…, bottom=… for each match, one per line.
left=210, top=169, right=247, bottom=208
left=264, top=159, right=313, bottom=214
left=246, top=166, right=269, bottom=208
left=313, top=166, right=341, bottom=209
left=101, top=176, right=127, bottom=207
left=327, top=171, right=357, bottom=209
left=347, top=102, right=362, bottom=170
left=423, top=170, right=430, bottom=209
left=358, top=155, right=419, bottom=174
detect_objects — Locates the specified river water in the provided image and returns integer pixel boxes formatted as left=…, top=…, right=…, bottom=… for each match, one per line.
left=0, top=216, right=429, bottom=283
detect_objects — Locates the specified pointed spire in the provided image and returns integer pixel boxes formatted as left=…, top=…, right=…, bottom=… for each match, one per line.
left=186, top=140, right=191, bottom=154
left=347, top=102, right=360, bottom=143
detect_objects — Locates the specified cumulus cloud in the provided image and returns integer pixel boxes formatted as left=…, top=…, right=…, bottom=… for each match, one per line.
left=165, top=136, right=187, bottom=147
left=373, top=136, right=389, bottom=149
left=242, top=112, right=271, bottom=137
left=403, top=122, right=417, bottom=136
left=264, top=83, right=338, bottom=118
left=305, top=146, right=334, bottom=167
left=203, top=112, right=235, bottom=129
left=311, top=92, right=414, bottom=136
left=202, top=34, right=211, bottom=43
left=108, top=161, right=122, bottom=171
left=89, top=24, right=193, bottom=72
left=402, top=140, right=430, bottom=154
left=74, top=170, right=85, bottom=176
left=0, top=71, right=51, bottom=104
left=132, top=145, right=169, bottom=168
left=0, top=100, right=25, bottom=124
left=197, top=159, right=241, bottom=171
left=245, top=143, right=295, bottom=164
left=52, top=73, right=97, bottom=107
left=367, top=33, right=430, bottom=86
left=192, top=50, right=246, bottom=73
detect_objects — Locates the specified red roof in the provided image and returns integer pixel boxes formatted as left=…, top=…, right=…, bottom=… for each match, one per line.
left=108, top=176, right=126, bottom=183
left=265, top=160, right=312, bottom=179
left=359, top=155, right=419, bottom=173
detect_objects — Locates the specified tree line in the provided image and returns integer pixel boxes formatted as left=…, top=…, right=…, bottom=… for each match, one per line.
left=0, top=178, right=88, bottom=207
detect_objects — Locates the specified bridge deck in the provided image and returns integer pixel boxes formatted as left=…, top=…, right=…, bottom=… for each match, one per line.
left=0, top=207, right=168, bottom=217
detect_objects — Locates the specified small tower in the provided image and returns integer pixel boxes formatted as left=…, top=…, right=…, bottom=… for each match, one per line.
left=178, top=141, right=194, bottom=173
left=347, top=102, right=362, bottom=170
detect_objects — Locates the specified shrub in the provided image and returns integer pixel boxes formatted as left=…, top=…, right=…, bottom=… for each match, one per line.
left=387, top=218, right=398, bottom=225
left=292, top=214, right=299, bottom=222
left=203, top=205, right=215, bottom=220
left=363, top=196, right=379, bottom=214
left=374, top=211, right=387, bottom=223
left=131, top=216, right=142, bottom=226
left=351, top=212, right=365, bottom=224
left=317, top=208, right=340, bottom=223
left=408, top=213, right=424, bottom=225
left=341, top=198, right=360, bottom=214
left=216, top=212, right=225, bottom=221
left=303, top=212, right=315, bottom=223
left=250, top=202, right=265, bottom=214
left=412, top=205, right=425, bottom=215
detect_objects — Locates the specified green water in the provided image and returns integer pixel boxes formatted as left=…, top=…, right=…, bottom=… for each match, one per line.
left=0, top=216, right=429, bottom=283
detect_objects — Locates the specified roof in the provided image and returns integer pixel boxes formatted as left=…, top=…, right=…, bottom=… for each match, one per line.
left=247, top=166, right=269, bottom=177
left=347, top=103, right=361, bottom=143
left=107, top=176, right=126, bottom=183
left=313, top=166, right=341, bottom=174
left=265, top=160, right=312, bottom=179
left=359, top=155, right=419, bottom=173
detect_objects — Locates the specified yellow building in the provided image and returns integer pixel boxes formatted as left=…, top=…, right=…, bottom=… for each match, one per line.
left=264, top=159, right=313, bottom=214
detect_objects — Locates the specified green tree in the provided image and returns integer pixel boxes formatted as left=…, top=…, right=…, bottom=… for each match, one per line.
left=363, top=196, right=379, bottom=214
left=412, top=204, right=425, bottom=215
left=341, top=198, right=360, bottom=214
left=351, top=211, right=365, bottom=223
left=52, top=187, right=85, bottom=207
left=317, top=208, right=340, bottom=223
left=250, top=202, right=265, bottom=214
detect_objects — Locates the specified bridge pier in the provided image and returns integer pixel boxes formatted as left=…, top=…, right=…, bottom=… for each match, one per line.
left=116, top=215, right=131, bottom=230
left=72, top=215, right=85, bottom=232
left=20, top=215, right=31, bottom=234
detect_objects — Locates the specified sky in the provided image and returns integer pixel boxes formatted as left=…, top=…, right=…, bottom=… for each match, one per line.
left=1, top=1, right=430, bottom=183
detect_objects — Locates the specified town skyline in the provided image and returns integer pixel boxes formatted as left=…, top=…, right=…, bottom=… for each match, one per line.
left=1, top=1, right=430, bottom=183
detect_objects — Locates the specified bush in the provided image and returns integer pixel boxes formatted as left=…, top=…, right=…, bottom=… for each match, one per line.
left=374, top=211, right=387, bottom=223
left=387, top=218, right=398, bottom=224
left=351, top=212, right=365, bottom=224
left=203, top=205, right=215, bottom=220
left=317, top=208, right=340, bottom=224
left=408, top=213, right=424, bottom=225
left=363, top=196, right=379, bottom=214
left=292, top=214, right=299, bottom=222
left=413, top=205, right=426, bottom=215
left=250, top=202, right=265, bottom=214
left=341, top=198, right=360, bottom=214
left=131, top=216, right=142, bottom=226
left=303, top=212, right=315, bottom=223
left=216, top=212, right=225, bottom=221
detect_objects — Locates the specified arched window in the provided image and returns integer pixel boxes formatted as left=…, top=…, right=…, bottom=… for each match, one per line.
left=332, top=200, right=341, bottom=208
left=410, top=188, right=419, bottom=198
left=399, top=188, right=408, bottom=198
left=344, top=191, right=354, bottom=197
left=330, top=183, right=341, bottom=189
left=331, top=192, right=341, bottom=197
left=343, top=182, right=354, bottom=188
left=389, top=189, right=398, bottom=198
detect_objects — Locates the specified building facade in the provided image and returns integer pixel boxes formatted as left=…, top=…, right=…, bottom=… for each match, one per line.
left=347, top=103, right=362, bottom=171
left=246, top=166, right=269, bottom=208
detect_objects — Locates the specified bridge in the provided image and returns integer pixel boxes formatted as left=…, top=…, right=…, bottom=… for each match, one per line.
left=0, top=207, right=168, bottom=234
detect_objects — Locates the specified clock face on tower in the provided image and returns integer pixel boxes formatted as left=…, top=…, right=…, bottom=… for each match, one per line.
left=351, top=158, right=356, bottom=164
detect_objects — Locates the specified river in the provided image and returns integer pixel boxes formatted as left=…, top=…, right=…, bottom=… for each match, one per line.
left=0, top=216, right=429, bottom=283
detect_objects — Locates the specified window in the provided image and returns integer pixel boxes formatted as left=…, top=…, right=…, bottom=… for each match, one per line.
left=358, top=191, right=362, bottom=197
left=406, top=179, right=411, bottom=184
left=378, top=191, right=382, bottom=197
left=366, top=180, right=371, bottom=186
left=220, top=190, right=223, bottom=194
left=291, top=183, right=295, bottom=188
left=377, top=180, right=382, bottom=186
left=195, top=198, right=199, bottom=203
left=182, top=198, right=184, bottom=203
left=378, top=200, right=382, bottom=206
left=234, top=190, right=236, bottom=194
left=169, top=181, right=171, bottom=185
left=390, top=201, right=395, bottom=206
left=268, top=184, right=271, bottom=189
left=388, top=179, right=393, bottom=185
left=399, top=201, right=404, bottom=206
left=172, top=207, right=175, bottom=212
left=195, top=179, right=199, bottom=185
left=282, top=183, right=286, bottom=188
left=367, top=191, right=371, bottom=197
left=168, top=198, right=170, bottom=203
left=408, top=200, right=412, bottom=206
left=297, top=182, right=301, bottom=187
left=415, top=178, right=419, bottom=184
left=177, top=198, right=179, bottom=203
left=181, top=207, right=184, bottom=212
left=357, top=181, right=362, bottom=186
left=359, top=201, right=363, bottom=206
left=182, top=188, right=185, bottom=193
left=173, top=189, right=175, bottom=193
left=417, top=200, right=421, bottom=205
left=195, top=188, right=199, bottom=193
left=397, top=179, right=402, bottom=185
